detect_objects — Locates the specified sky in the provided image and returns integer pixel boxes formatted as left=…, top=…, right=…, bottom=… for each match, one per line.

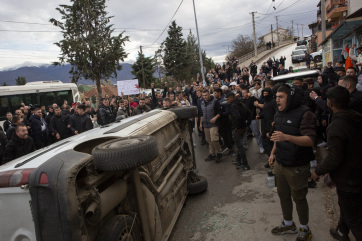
left=0, top=0, right=319, bottom=71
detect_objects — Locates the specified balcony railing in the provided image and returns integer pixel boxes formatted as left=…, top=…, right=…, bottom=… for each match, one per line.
left=327, top=0, right=347, bottom=14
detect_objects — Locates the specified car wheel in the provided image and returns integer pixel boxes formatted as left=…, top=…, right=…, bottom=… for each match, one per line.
left=97, top=215, right=141, bottom=241
left=187, top=171, right=208, bottom=195
left=314, top=56, right=322, bottom=63
left=92, top=136, right=159, bottom=171
left=168, top=106, right=198, bottom=119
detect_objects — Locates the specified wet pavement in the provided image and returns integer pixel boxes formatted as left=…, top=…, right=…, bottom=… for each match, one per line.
left=169, top=132, right=339, bottom=241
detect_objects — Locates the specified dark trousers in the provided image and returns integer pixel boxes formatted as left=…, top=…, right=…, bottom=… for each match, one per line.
left=337, top=189, right=362, bottom=240
left=197, top=118, right=205, bottom=141
left=274, top=162, right=310, bottom=225
left=219, top=123, right=234, bottom=150
left=233, top=130, right=248, bottom=165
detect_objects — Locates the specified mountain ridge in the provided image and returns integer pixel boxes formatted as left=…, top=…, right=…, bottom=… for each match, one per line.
left=0, top=63, right=136, bottom=86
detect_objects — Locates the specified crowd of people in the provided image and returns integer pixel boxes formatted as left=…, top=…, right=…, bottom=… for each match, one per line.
left=1, top=45, right=362, bottom=241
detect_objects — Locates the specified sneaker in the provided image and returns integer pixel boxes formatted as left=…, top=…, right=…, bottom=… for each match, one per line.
left=271, top=221, right=297, bottom=235
left=330, top=228, right=350, bottom=241
left=204, top=154, right=215, bottom=161
left=317, top=141, right=327, bottom=147
left=236, top=164, right=250, bottom=170
left=232, top=159, right=241, bottom=165
left=296, top=227, right=312, bottom=241
left=243, top=144, right=248, bottom=150
left=225, top=150, right=235, bottom=157
left=308, top=180, right=317, bottom=188
left=259, top=147, right=265, bottom=153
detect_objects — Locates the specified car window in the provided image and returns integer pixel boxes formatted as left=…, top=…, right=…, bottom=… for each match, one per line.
left=292, top=50, right=305, bottom=55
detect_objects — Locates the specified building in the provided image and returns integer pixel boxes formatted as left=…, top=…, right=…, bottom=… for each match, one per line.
left=319, top=0, right=362, bottom=65
left=260, top=27, right=290, bottom=44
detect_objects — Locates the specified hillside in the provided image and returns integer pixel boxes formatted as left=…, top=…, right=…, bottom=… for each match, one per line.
left=0, top=63, right=135, bottom=86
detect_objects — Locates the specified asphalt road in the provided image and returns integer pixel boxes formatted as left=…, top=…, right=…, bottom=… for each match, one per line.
left=259, top=43, right=308, bottom=71
left=168, top=131, right=337, bottom=241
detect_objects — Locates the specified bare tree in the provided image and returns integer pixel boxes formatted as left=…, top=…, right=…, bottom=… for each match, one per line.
left=230, top=34, right=254, bottom=58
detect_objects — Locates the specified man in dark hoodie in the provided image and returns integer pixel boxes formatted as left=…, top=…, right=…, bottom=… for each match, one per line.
left=256, top=87, right=278, bottom=157
left=269, top=85, right=316, bottom=241
left=226, top=92, right=251, bottom=170
left=2, top=124, right=35, bottom=164
left=312, top=86, right=362, bottom=241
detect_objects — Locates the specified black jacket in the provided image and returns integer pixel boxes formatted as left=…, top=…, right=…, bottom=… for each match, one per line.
left=2, top=135, right=35, bottom=164
left=315, top=110, right=362, bottom=193
left=30, top=115, right=48, bottom=149
left=259, top=88, right=278, bottom=135
left=3, top=120, right=11, bottom=133
left=79, top=113, right=93, bottom=133
left=50, top=114, right=71, bottom=139
left=97, top=104, right=114, bottom=126
left=229, top=99, right=251, bottom=130
left=70, top=113, right=81, bottom=135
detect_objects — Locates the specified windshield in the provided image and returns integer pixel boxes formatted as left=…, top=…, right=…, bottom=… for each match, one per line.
left=293, top=50, right=305, bottom=55
left=296, top=46, right=306, bottom=49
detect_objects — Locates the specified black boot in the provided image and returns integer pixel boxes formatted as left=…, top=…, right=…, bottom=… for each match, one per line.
left=215, top=153, right=222, bottom=163
left=205, top=154, right=216, bottom=161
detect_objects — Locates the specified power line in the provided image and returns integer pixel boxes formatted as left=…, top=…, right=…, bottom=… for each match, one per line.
left=0, top=20, right=52, bottom=25
left=151, top=0, right=184, bottom=45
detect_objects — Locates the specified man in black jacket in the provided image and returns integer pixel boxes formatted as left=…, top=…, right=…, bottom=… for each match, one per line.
left=312, top=86, right=362, bottom=241
left=2, top=124, right=35, bottom=164
left=77, top=104, right=93, bottom=133
left=3, top=112, right=12, bottom=133
left=30, top=108, right=48, bottom=149
left=50, top=106, right=71, bottom=141
left=97, top=98, right=114, bottom=126
left=269, top=85, right=316, bottom=241
left=226, top=92, right=250, bottom=170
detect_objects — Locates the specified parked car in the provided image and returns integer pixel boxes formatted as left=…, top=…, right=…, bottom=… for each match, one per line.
left=297, top=40, right=307, bottom=46
left=310, top=49, right=323, bottom=63
left=295, top=45, right=307, bottom=51
left=272, top=69, right=321, bottom=85
left=0, top=107, right=207, bottom=241
left=291, top=50, right=307, bottom=63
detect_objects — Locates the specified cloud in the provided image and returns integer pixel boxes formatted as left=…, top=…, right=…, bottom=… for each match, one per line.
left=0, top=0, right=317, bottom=69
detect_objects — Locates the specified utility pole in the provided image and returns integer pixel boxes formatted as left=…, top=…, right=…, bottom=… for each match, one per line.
left=297, top=23, right=300, bottom=39
left=192, top=0, right=206, bottom=86
left=250, top=11, right=258, bottom=57
left=321, top=0, right=326, bottom=66
left=291, top=20, right=294, bottom=38
left=301, top=24, right=304, bottom=38
left=271, top=24, right=274, bottom=45
left=275, top=16, right=280, bottom=47
left=140, top=46, right=145, bottom=89
left=321, top=0, right=326, bottom=41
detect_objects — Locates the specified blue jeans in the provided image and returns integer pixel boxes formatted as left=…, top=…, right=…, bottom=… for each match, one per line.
left=243, top=120, right=263, bottom=148
left=233, top=130, right=249, bottom=166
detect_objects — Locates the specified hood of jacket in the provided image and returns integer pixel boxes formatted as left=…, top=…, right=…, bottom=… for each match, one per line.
left=331, top=109, right=362, bottom=128
left=285, top=85, right=304, bottom=112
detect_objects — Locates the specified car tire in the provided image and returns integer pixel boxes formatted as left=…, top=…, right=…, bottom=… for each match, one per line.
left=97, top=215, right=141, bottom=241
left=168, top=106, right=198, bottom=119
left=187, top=171, right=208, bottom=195
left=314, top=56, right=322, bottom=63
left=92, top=136, right=159, bottom=171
